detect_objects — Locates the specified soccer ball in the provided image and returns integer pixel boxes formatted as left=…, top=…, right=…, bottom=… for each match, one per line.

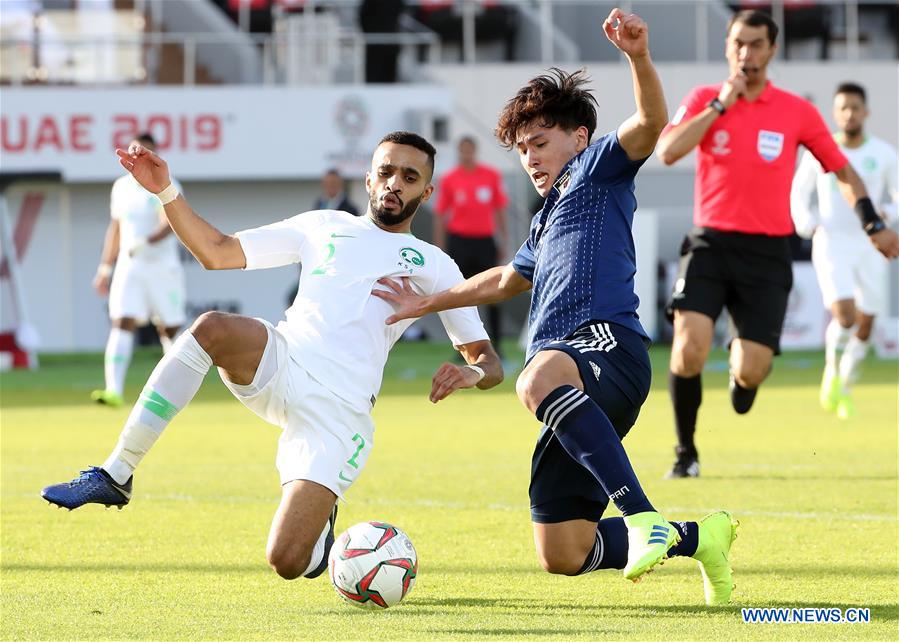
left=328, top=521, right=418, bottom=609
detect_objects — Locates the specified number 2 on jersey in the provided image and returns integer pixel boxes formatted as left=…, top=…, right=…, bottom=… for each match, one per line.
left=347, top=433, right=365, bottom=469
left=310, top=242, right=335, bottom=276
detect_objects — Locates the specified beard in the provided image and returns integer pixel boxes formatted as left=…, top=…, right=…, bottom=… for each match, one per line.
left=369, top=191, right=423, bottom=227
left=844, top=125, right=863, bottom=138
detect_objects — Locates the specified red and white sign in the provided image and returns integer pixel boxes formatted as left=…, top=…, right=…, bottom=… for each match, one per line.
left=1, top=86, right=451, bottom=181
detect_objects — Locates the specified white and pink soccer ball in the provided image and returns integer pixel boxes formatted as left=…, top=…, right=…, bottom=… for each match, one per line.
left=328, top=521, right=418, bottom=609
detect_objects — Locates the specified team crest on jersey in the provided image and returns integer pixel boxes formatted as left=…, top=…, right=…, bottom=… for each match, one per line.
left=757, top=130, right=784, bottom=162
left=398, top=247, right=425, bottom=271
left=553, top=170, right=572, bottom=196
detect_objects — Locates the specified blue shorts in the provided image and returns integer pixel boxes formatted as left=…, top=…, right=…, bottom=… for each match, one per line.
left=529, top=321, right=652, bottom=524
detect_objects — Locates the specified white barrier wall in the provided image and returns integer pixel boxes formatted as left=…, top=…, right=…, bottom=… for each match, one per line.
left=1, top=86, right=452, bottom=181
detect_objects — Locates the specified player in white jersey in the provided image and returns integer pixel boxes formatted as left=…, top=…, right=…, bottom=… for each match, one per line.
left=791, top=82, right=898, bottom=419
left=91, top=133, right=187, bottom=408
left=42, top=131, right=503, bottom=583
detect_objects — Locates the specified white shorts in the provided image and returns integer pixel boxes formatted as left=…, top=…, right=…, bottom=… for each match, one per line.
left=220, top=319, right=374, bottom=498
left=811, top=232, right=888, bottom=315
left=109, top=260, right=187, bottom=327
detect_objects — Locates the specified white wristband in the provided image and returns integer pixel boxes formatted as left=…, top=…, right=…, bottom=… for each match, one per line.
left=96, top=263, right=113, bottom=277
left=156, top=183, right=179, bottom=205
left=464, top=364, right=486, bottom=383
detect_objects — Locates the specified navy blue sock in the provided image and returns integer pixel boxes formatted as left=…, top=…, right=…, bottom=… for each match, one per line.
left=578, top=517, right=628, bottom=572
left=669, top=521, right=699, bottom=557
left=577, top=518, right=699, bottom=574
left=536, top=385, right=654, bottom=517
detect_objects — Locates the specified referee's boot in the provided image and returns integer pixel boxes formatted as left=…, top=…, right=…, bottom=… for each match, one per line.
left=729, top=371, right=758, bottom=415
left=41, top=466, right=132, bottom=510
left=664, top=446, right=700, bottom=479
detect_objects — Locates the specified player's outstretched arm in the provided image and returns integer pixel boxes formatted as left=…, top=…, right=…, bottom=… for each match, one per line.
left=92, top=219, right=120, bottom=296
left=833, top=163, right=899, bottom=259
left=605, top=8, right=668, bottom=160
left=115, top=144, right=246, bottom=270
left=372, top=263, right=531, bottom=324
left=429, top=339, right=503, bottom=403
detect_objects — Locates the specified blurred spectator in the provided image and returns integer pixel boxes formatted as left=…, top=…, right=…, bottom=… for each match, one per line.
left=434, top=136, right=509, bottom=348
left=732, top=1, right=832, bottom=59
left=313, top=168, right=360, bottom=215
left=358, top=0, right=406, bottom=83
left=415, top=0, right=519, bottom=62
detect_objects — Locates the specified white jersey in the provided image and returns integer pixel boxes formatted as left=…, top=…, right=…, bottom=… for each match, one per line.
left=111, top=174, right=184, bottom=265
left=791, top=135, right=898, bottom=242
left=236, top=210, right=489, bottom=411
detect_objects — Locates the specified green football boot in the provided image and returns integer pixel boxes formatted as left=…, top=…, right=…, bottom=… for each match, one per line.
left=836, top=394, right=856, bottom=421
left=91, top=389, right=124, bottom=408
left=694, top=510, right=739, bottom=606
left=819, top=371, right=841, bottom=413
left=623, top=512, right=679, bottom=581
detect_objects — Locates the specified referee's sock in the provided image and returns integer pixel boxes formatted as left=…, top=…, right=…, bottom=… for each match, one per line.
left=536, top=385, right=654, bottom=517
left=669, top=372, right=701, bottom=456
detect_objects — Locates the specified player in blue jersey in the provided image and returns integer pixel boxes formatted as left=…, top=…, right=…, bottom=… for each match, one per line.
left=373, top=9, right=737, bottom=604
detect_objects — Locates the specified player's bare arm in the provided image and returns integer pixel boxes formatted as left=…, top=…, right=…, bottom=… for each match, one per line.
left=429, top=339, right=503, bottom=403
left=116, top=144, right=246, bottom=270
left=833, top=162, right=899, bottom=258
left=373, top=264, right=531, bottom=324
left=93, top=218, right=120, bottom=296
left=605, top=9, right=667, bottom=161
left=657, top=73, right=747, bottom=166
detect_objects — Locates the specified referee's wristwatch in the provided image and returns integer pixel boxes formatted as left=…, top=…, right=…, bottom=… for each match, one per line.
left=707, top=98, right=727, bottom=116
left=864, top=218, right=887, bottom=236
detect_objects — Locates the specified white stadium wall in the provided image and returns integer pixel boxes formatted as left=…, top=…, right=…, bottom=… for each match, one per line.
left=1, top=63, right=897, bottom=352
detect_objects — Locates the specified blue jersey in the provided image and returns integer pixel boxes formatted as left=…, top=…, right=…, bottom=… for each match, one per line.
left=513, top=131, right=648, bottom=361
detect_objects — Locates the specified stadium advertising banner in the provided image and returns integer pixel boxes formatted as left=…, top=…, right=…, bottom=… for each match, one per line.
left=0, top=86, right=451, bottom=181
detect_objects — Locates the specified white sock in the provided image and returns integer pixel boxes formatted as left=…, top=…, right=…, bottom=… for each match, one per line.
left=104, top=328, right=134, bottom=396
left=302, top=519, right=332, bottom=577
left=824, top=319, right=852, bottom=374
left=103, top=331, right=213, bottom=484
left=838, top=336, right=869, bottom=393
left=159, top=333, right=174, bottom=354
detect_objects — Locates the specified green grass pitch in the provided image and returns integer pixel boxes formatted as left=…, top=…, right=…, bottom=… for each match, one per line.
left=1, top=343, right=896, bottom=640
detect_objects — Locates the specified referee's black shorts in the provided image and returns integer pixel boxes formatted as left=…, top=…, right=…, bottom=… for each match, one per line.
left=446, top=233, right=498, bottom=279
left=666, top=227, right=793, bottom=354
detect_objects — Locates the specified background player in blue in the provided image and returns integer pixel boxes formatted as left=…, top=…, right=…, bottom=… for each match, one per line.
left=374, top=9, right=738, bottom=605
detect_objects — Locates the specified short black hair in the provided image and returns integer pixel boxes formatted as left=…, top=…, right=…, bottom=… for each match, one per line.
left=135, top=132, right=156, bottom=147
left=378, top=131, right=437, bottom=178
left=495, top=68, right=597, bottom=148
left=835, top=82, right=866, bottom=103
left=458, top=135, right=477, bottom=148
left=727, top=10, right=779, bottom=46
left=323, top=167, right=342, bottom=178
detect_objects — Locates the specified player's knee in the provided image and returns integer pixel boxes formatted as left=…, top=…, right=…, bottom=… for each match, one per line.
left=856, top=318, right=874, bottom=341
left=734, top=362, right=769, bottom=389
left=535, top=548, right=582, bottom=576
left=671, top=342, right=705, bottom=377
left=266, top=545, right=310, bottom=581
left=190, top=311, right=230, bottom=355
left=515, top=369, right=550, bottom=414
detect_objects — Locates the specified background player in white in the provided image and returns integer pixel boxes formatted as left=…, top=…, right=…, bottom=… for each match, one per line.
left=791, top=82, right=898, bottom=419
left=42, top=131, right=503, bottom=583
left=91, top=133, right=187, bottom=408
